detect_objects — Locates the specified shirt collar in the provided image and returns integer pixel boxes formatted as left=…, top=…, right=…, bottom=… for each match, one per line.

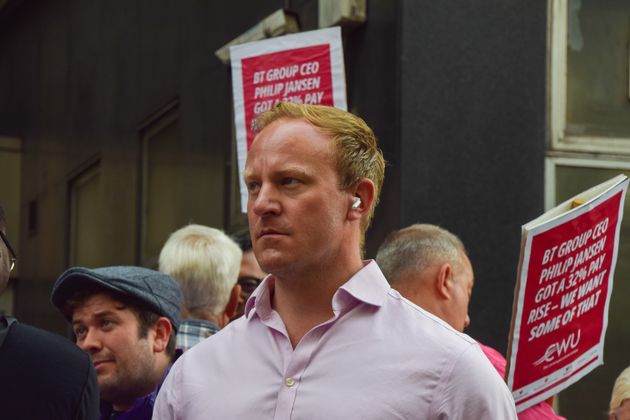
left=245, top=274, right=274, bottom=320
left=244, top=260, right=389, bottom=319
left=334, top=260, right=389, bottom=310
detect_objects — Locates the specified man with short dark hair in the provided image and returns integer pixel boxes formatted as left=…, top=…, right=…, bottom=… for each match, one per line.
left=0, top=206, right=99, bottom=419
left=376, top=223, right=565, bottom=420
left=51, top=266, right=182, bottom=420
left=155, top=103, right=516, bottom=419
left=376, top=223, right=474, bottom=331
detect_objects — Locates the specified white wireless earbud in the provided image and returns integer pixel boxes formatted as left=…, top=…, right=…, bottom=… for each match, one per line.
left=352, top=197, right=362, bottom=209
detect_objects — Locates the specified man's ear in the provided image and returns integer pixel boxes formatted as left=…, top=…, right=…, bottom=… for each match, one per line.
left=435, top=263, right=453, bottom=300
left=348, top=178, right=376, bottom=221
left=152, top=317, right=173, bottom=354
left=220, top=283, right=242, bottom=327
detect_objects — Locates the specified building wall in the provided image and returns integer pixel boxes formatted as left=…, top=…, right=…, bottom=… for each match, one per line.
left=0, top=0, right=289, bottom=331
left=398, top=0, right=548, bottom=352
left=0, top=0, right=547, bottom=360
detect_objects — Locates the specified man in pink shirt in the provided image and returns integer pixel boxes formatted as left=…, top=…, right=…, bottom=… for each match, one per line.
left=376, top=223, right=565, bottom=419
left=154, top=103, right=516, bottom=419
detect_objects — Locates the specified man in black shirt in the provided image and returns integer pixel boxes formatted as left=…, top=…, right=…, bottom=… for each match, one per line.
left=0, top=205, right=99, bottom=419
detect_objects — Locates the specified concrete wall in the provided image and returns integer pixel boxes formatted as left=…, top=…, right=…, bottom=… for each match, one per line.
left=398, top=0, right=547, bottom=352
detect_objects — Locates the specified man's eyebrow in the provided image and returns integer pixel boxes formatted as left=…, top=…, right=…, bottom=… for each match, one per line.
left=72, top=310, right=118, bottom=324
left=276, top=167, right=311, bottom=178
left=244, top=167, right=312, bottom=181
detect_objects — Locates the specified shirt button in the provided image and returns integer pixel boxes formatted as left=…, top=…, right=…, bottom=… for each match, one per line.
left=285, top=377, right=295, bottom=387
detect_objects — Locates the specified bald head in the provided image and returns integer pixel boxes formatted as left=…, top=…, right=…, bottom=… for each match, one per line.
left=376, top=224, right=474, bottom=332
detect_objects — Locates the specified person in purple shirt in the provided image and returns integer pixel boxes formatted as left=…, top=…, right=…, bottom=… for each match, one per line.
left=51, top=266, right=183, bottom=420
left=154, top=102, right=517, bottom=419
left=376, top=223, right=565, bottom=419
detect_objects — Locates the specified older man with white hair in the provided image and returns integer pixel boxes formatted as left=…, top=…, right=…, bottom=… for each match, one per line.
left=159, top=224, right=242, bottom=354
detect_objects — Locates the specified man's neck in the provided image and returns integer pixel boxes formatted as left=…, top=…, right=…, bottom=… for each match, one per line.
left=111, top=398, right=136, bottom=413
left=185, top=309, right=223, bottom=328
left=111, top=355, right=171, bottom=412
left=272, top=254, right=364, bottom=348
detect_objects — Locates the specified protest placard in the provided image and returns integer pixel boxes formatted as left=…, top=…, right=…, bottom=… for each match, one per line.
left=230, top=27, right=346, bottom=212
left=505, top=174, right=628, bottom=412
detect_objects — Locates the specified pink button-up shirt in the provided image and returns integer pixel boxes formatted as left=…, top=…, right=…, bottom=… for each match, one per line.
left=154, top=261, right=516, bottom=419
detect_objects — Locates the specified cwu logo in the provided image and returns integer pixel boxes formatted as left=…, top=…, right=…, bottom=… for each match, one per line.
left=533, top=329, right=581, bottom=366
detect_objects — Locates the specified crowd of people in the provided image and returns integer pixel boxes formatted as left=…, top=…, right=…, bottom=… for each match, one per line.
left=0, top=103, right=627, bottom=419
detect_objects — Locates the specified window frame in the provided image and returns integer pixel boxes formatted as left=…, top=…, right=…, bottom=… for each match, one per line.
left=137, top=99, right=180, bottom=267
left=548, top=0, right=630, bottom=155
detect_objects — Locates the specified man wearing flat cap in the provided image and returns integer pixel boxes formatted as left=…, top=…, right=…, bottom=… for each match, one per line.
left=51, top=266, right=183, bottom=420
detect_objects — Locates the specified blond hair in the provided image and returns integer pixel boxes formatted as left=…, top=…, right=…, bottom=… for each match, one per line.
left=611, top=366, right=630, bottom=413
left=254, top=102, right=386, bottom=236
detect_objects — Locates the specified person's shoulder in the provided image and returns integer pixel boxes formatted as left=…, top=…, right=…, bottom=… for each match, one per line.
left=476, top=341, right=508, bottom=375
left=3, top=322, right=91, bottom=371
left=10, top=322, right=87, bottom=355
left=518, top=402, right=566, bottom=420
left=161, top=316, right=253, bottom=405
left=177, top=315, right=250, bottom=360
left=382, top=290, right=477, bottom=347
left=0, top=322, right=99, bottom=420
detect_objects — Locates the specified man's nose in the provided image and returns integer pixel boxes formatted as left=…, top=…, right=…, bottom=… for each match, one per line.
left=251, top=184, right=281, bottom=216
left=78, top=329, right=102, bottom=353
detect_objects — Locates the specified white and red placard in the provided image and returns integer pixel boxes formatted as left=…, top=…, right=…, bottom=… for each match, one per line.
left=506, top=175, right=628, bottom=412
left=230, top=27, right=347, bottom=212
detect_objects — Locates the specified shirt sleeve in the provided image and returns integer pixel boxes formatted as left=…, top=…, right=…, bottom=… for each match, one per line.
left=432, top=342, right=518, bottom=419
left=153, top=359, right=180, bottom=420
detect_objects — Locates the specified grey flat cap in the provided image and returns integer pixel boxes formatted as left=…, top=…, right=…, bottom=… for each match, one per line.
left=51, top=266, right=183, bottom=331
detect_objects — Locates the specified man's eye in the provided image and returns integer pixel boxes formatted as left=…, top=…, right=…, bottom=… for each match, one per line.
left=246, top=181, right=260, bottom=194
left=282, top=178, right=300, bottom=186
left=101, top=319, right=114, bottom=329
left=74, top=326, right=87, bottom=338
left=238, top=276, right=263, bottom=294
